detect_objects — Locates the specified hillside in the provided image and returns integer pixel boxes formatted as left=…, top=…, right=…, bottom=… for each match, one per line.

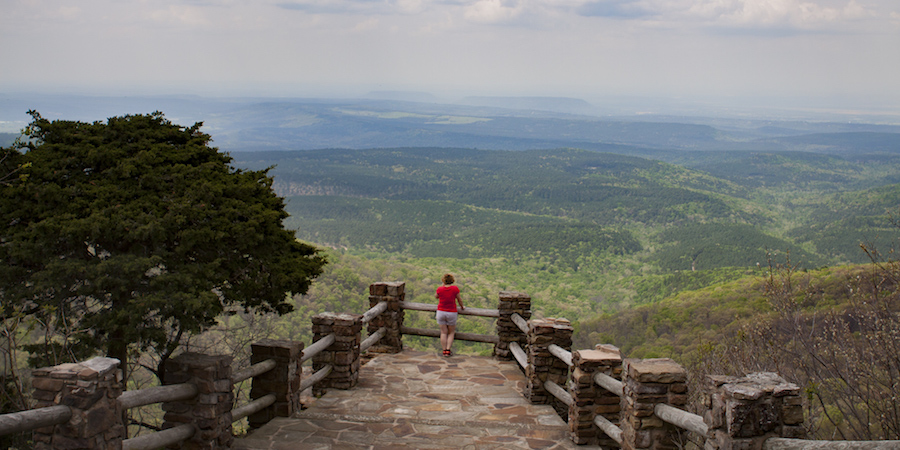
left=233, top=147, right=899, bottom=271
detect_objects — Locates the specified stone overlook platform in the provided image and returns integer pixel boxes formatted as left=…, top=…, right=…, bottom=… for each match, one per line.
left=234, top=350, right=580, bottom=449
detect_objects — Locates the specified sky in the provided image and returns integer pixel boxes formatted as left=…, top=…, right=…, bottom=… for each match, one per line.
left=1, top=0, right=899, bottom=114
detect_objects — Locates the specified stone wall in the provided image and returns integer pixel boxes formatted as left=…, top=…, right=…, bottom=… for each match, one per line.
left=311, top=312, right=363, bottom=396
left=366, top=282, right=405, bottom=353
left=620, top=358, right=687, bottom=450
left=494, top=291, right=531, bottom=360
left=699, top=372, right=806, bottom=450
left=248, top=339, right=304, bottom=429
left=31, top=357, right=124, bottom=450
left=525, top=318, right=573, bottom=417
left=568, top=345, right=623, bottom=447
left=162, top=353, right=234, bottom=449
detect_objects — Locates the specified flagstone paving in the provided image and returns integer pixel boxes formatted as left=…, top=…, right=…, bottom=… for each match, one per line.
left=234, top=350, right=584, bottom=449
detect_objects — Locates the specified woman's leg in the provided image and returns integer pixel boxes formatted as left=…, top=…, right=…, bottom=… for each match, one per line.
left=446, top=324, right=456, bottom=351
left=440, top=324, right=450, bottom=350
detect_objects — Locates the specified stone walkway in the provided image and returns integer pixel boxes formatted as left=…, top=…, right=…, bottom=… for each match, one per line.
left=234, top=350, right=582, bottom=450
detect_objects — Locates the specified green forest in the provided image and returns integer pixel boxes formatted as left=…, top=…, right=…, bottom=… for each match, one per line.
left=229, top=145, right=900, bottom=440
left=220, top=144, right=900, bottom=362
left=4, top=108, right=900, bottom=443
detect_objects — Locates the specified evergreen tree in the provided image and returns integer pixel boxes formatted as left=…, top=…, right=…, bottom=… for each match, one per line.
left=0, top=111, right=326, bottom=380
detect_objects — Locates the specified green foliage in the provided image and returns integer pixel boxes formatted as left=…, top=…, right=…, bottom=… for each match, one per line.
left=0, top=111, right=326, bottom=375
left=787, top=186, right=900, bottom=263
left=654, top=223, right=824, bottom=271
left=283, top=195, right=641, bottom=267
left=239, top=148, right=763, bottom=227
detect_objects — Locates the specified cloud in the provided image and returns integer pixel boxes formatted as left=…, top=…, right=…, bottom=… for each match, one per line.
left=577, top=0, right=654, bottom=19
left=463, top=0, right=524, bottom=23
left=571, top=0, right=881, bottom=33
left=149, top=5, right=212, bottom=27
left=277, top=0, right=427, bottom=15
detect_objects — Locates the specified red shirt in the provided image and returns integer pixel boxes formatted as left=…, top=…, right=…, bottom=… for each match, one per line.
left=436, top=285, right=460, bottom=312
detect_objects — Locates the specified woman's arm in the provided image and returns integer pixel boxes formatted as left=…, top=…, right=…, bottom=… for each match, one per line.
left=456, top=293, right=464, bottom=310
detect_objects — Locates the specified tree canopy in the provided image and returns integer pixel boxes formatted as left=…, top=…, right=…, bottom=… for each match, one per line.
left=0, top=111, right=326, bottom=377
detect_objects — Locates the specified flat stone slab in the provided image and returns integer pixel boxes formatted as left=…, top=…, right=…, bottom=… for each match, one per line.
left=235, top=351, right=584, bottom=449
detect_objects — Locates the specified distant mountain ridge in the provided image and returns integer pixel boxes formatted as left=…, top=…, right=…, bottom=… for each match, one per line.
left=457, top=96, right=595, bottom=114
left=2, top=94, right=897, bottom=156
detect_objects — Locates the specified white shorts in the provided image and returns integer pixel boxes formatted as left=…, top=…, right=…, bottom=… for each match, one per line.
left=436, top=310, right=458, bottom=326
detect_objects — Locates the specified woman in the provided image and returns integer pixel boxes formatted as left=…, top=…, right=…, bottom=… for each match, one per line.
left=435, top=273, right=465, bottom=357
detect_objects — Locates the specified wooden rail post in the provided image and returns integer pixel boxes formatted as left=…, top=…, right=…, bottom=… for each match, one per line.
left=621, top=358, right=688, bottom=450
left=526, top=318, right=573, bottom=418
left=495, top=291, right=531, bottom=360
left=247, top=339, right=304, bottom=429
left=30, top=357, right=124, bottom=450
left=366, top=282, right=405, bottom=353
left=569, top=345, right=623, bottom=446
left=311, top=312, right=363, bottom=396
left=699, top=372, right=806, bottom=450
left=162, top=353, right=234, bottom=449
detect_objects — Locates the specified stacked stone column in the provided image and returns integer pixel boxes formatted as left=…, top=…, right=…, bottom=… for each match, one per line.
left=526, top=318, right=573, bottom=417
left=162, top=353, right=234, bottom=449
left=311, top=312, right=363, bottom=397
left=621, top=358, right=688, bottom=450
left=31, top=357, right=124, bottom=450
left=247, top=339, right=304, bottom=429
left=494, top=291, right=531, bottom=360
left=699, top=372, right=805, bottom=450
left=568, top=345, right=623, bottom=447
left=366, top=282, right=405, bottom=353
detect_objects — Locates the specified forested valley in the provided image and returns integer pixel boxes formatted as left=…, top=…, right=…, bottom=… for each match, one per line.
left=3, top=103, right=900, bottom=442
left=229, top=144, right=900, bottom=440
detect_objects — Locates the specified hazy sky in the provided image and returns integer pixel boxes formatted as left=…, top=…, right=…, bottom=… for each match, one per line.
left=1, top=0, right=898, bottom=110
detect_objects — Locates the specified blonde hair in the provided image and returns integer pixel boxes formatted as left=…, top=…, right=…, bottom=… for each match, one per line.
left=442, top=273, right=455, bottom=285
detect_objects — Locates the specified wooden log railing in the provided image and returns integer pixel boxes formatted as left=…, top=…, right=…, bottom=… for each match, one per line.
left=119, top=355, right=280, bottom=449
left=510, top=312, right=529, bottom=334
left=362, top=301, right=388, bottom=324
left=547, top=343, right=572, bottom=367
left=399, top=301, right=501, bottom=344
left=360, top=327, right=387, bottom=352
left=301, top=333, right=335, bottom=364
left=234, top=358, right=278, bottom=384
left=300, top=365, right=333, bottom=392
left=585, top=358, right=708, bottom=444
left=118, top=382, right=199, bottom=410
left=655, top=403, right=708, bottom=436
left=361, top=301, right=387, bottom=352
left=400, top=326, right=500, bottom=344
left=543, top=380, right=574, bottom=407
left=508, top=341, right=528, bottom=370
left=0, top=352, right=289, bottom=448
left=0, top=405, right=71, bottom=436
left=400, top=301, right=500, bottom=317
left=543, top=341, right=574, bottom=411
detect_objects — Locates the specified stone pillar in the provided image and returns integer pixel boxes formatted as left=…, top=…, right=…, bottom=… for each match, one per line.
left=699, top=372, right=805, bottom=450
left=526, top=318, right=574, bottom=417
left=621, top=358, right=688, bottom=450
left=311, top=312, right=363, bottom=397
left=247, top=339, right=304, bottom=429
left=568, top=345, right=623, bottom=447
left=31, top=357, right=124, bottom=450
left=162, top=353, right=234, bottom=450
left=494, top=291, right=531, bottom=360
left=366, top=282, right=405, bottom=353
